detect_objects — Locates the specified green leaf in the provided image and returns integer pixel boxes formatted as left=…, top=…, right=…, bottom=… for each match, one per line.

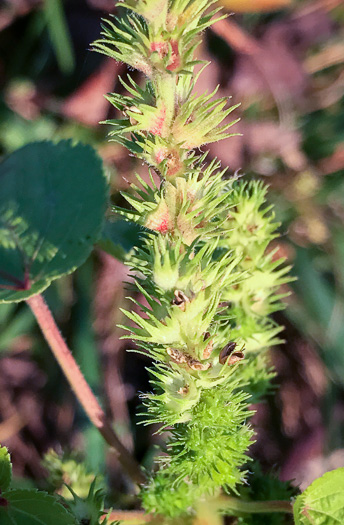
left=293, top=468, right=344, bottom=525
left=97, top=218, right=142, bottom=261
left=293, top=248, right=334, bottom=328
left=0, top=490, right=78, bottom=524
left=0, top=141, right=107, bottom=303
left=0, top=307, right=35, bottom=352
left=0, top=446, right=11, bottom=491
left=44, top=0, right=75, bottom=74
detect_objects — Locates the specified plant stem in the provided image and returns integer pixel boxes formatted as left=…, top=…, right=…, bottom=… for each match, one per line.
left=106, top=510, right=152, bottom=524
left=155, top=71, right=176, bottom=133
left=217, top=495, right=293, bottom=515
left=104, top=496, right=294, bottom=524
left=27, top=293, right=145, bottom=485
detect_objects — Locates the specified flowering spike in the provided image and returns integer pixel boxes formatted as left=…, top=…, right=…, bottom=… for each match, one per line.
left=95, top=0, right=290, bottom=518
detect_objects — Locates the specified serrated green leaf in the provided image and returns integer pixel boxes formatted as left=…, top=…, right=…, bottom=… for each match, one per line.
left=0, top=141, right=107, bottom=303
left=0, top=489, right=78, bottom=524
left=293, top=468, right=344, bottom=525
left=0, top=446, right=11, bottom=491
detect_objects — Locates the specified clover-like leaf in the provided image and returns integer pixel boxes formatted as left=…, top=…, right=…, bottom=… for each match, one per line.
left=97, top=218, right=142, bottom=262
left=0, top=490, right=78, bottom=524
left=293, top=468, right=344, bottom=525
left=0, top=141, right=107, bottom=303
left=0, top=446, right=11, bottom=492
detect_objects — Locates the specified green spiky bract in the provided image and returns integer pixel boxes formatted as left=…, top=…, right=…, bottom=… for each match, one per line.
left=94, top=0, right=290, bottom=518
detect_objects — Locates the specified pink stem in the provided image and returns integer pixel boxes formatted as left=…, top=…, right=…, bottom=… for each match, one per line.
left=27, top=293, right=145, bottom=485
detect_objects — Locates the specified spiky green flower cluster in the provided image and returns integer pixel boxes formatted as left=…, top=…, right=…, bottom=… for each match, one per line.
left=94, top=0, right=290, bottom=518
left=43, top=450, right=114, bottom=524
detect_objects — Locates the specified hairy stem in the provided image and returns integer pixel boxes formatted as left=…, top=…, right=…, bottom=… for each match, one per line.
left=107, top=510, right=151, bottom=524
left=105, top=495, right=293, bottom=524
left=155, top=71, right=176, bottom=132
left=27, top=293, right=145, bottom=485
left=217, top=495, right=294, bottom=515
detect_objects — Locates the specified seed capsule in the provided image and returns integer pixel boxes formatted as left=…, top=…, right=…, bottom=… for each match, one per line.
left=202, top=332, right=213, bottom=359
left=167, top=347, right=211, bottom=371
left=177, top=385, right=189, bottom=395
left=185, top=356, right=211, bottom=371
left=172, top=290, right=190, bottom=311
left=227, top=351, right=245, bottom=365
left=167, top=347, right=187, bottom=364
left=219, top=342, right=245, bottom=365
